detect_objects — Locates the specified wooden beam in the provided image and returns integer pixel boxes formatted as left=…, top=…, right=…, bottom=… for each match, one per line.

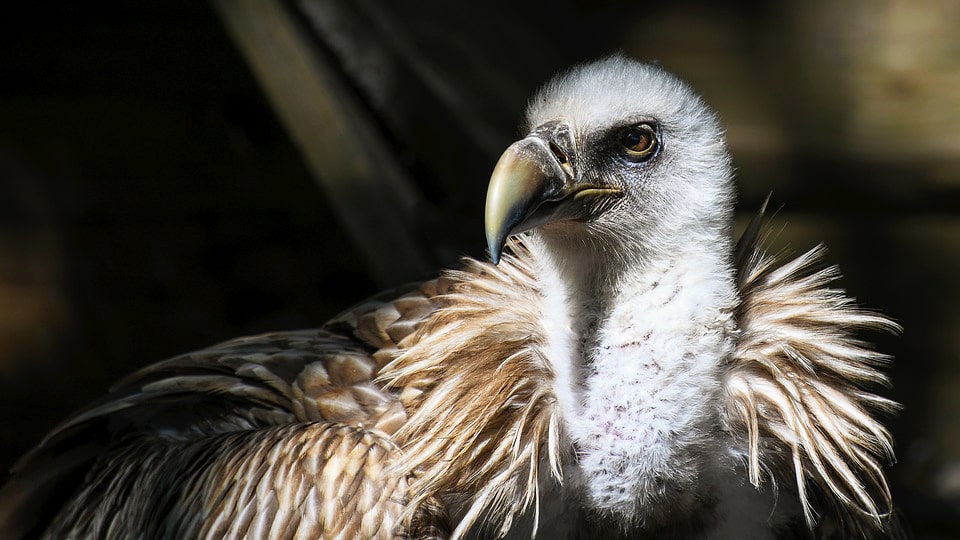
left=212, top=0, right=430, bottom=286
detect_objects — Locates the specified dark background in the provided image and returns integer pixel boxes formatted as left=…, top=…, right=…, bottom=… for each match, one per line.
left=1, top=1, right=958, bottom=537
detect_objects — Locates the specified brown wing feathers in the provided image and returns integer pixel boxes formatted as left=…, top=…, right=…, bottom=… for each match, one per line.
left=0, top=282, right=448, bottom=539
left=43, top=423, right=448, bottom=539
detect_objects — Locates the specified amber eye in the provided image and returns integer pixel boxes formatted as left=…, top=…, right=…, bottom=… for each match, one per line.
left=619, top=124, right=658, bottom=160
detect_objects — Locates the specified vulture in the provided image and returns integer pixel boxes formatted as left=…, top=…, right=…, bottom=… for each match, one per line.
left=0, top=56, right=901, bottom=539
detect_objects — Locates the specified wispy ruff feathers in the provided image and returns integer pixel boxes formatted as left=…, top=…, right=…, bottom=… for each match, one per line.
left=725, top=228, right=900, bottom=537
left=380, top=230, right=899, bottom=537
left=381, top=242, right=563, bottom=539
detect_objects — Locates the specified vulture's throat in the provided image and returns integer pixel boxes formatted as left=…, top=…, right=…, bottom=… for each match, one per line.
left=529, top=232, right=739, bottom=524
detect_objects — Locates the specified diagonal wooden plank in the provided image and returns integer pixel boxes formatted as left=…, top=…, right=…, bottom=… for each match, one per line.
left=212, top=0, right=430, bottom=286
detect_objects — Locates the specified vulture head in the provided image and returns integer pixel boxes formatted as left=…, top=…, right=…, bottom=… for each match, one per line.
left=486, top=56, right=733, bottom=272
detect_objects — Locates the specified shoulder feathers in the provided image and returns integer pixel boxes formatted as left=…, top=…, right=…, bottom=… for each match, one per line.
left=0, top=218, right=899, bottom=538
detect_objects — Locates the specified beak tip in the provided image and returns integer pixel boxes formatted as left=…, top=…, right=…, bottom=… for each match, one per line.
left=486, top=235, right=504, bottom=265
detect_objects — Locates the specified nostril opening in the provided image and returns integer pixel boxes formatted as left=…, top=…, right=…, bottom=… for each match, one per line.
left=549, top=141, right=568, bottom=165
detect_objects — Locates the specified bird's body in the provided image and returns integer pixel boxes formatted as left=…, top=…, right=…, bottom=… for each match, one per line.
left=0, top=56, right=899, bottom=539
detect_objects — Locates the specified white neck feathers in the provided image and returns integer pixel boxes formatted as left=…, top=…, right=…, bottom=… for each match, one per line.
left=528, top=233, right=739, bottom=525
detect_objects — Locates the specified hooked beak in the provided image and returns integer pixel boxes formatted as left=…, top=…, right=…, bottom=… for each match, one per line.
left=484, top=136, right=622, bottom=263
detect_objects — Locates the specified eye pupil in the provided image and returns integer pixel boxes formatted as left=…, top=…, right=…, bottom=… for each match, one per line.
left=619, top=125, right=658, bottom=160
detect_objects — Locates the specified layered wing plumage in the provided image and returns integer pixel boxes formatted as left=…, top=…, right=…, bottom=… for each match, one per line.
left=0, top=283, right=451, bottom=539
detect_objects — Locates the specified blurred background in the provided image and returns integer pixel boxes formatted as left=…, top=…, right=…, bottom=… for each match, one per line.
left=0, top=0, right=957, bottom=536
